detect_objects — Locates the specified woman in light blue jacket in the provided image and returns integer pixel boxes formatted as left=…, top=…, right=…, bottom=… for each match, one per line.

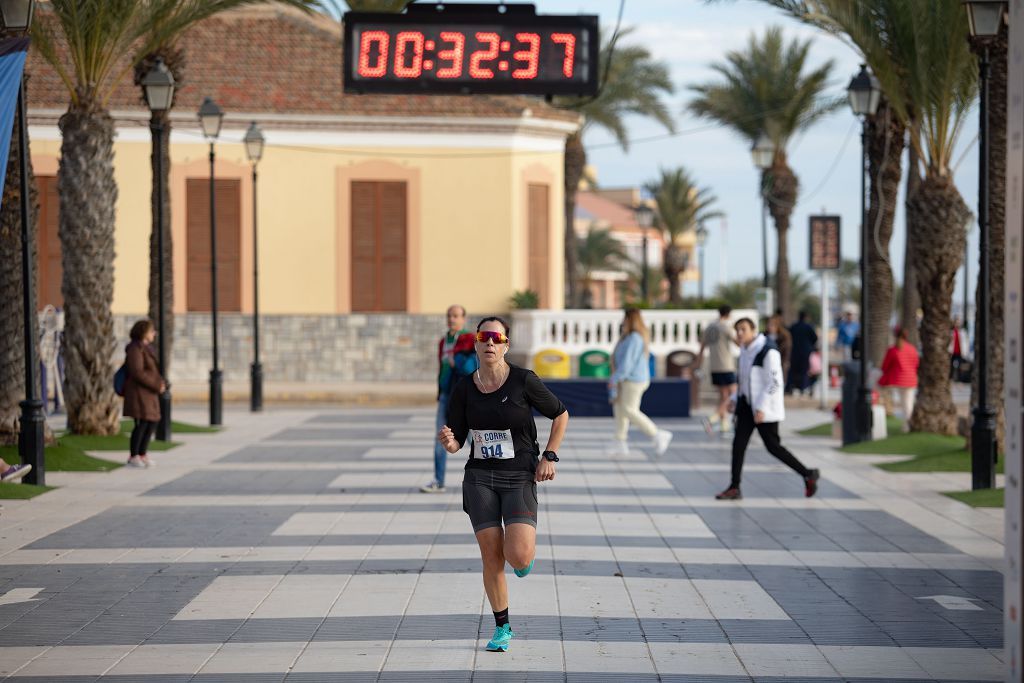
left=607, top=308, right=673, bottom=456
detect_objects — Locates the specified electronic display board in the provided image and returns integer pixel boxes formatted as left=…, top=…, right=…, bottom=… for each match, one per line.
left=343, top=4, right=599, bottom=96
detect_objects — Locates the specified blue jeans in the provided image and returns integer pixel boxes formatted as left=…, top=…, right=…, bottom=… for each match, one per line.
left=433, top=393, right=449, bottom=487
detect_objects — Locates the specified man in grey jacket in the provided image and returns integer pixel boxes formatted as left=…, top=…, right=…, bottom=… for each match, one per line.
left=715, top=318, right=820, bottom=501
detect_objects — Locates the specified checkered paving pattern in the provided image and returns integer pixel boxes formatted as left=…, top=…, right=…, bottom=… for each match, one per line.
left=0, top=408, right=1004, bottom=681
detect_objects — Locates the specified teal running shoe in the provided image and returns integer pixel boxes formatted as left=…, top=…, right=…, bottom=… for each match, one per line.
left=485, top=623, right=515, bottom=652
left=513, top=559, right=535, bottom=578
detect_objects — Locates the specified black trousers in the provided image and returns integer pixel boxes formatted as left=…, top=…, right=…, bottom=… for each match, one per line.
left=730, top=397, right=810, bottom=488
left=130, top=420, right=157, bottom=456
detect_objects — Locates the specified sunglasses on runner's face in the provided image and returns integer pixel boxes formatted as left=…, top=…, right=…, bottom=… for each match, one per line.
left=476, top=331, right=509, bottom=344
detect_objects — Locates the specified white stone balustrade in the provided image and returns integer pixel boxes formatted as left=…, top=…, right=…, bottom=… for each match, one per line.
left=510, top=308, right=758, bottom=370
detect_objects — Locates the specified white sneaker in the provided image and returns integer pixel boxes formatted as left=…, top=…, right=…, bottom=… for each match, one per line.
left=419, top=481, right=445, bottom=493
left=654, top=430, right=673, bottom=456
left=126, top=457, right=146, bottom=468
left=606, top=440, right=629, bottom=457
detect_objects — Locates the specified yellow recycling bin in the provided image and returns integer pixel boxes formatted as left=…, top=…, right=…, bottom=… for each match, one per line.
left=533, top=348, right=571, bottom=378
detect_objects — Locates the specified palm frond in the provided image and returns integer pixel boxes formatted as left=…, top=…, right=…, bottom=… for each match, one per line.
left=644, top=167, right=723, bottom=242
left=686, top=25, right=838, bottom=152
left=554, top=28, right=675, bottom=151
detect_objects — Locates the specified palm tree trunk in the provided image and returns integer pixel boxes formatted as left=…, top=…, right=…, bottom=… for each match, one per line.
left=907, top=174, right=970, bottom=435
left=969, top=25, right=1007, bottom=453
left=147, top=107, right=173, bottom=365
left=865, top=101, right=904, bottom=365
left=0, top=94, right=40, bottom=445
left=901, top=135, right=922, bottom=347
left=58, top=106, right=120, bottom=436
left=664, top=243, right=685, bottom=306
left=766, top=159, right=797, bottom=320
left=564, top=132, right=585, bottom=309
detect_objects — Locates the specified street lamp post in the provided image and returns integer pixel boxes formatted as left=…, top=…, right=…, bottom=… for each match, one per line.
left=750, top=132, right=774, bottom=291
left=964, top=0, right=1006, bottom=490
left=847, top=63, right=882, bottom=444
left=3, top=0, right=41, bottom=485
left=243, top=122, right=265, bottom=412
left=634, top=203, right=654, bottom=303
left=696, top=223, right=709, bottom=302
left=142, top=58, right=175, bottom=442
left=198, top=97, right=224, bottom=426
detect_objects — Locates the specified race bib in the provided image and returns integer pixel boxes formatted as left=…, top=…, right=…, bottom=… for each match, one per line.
left=471, top=429, right=515, bottom=460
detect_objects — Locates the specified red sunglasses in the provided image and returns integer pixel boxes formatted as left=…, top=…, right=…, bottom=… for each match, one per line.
left=476, top=331, right=509, bottom=344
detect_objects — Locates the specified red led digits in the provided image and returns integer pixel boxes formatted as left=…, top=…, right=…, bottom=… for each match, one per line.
left=551, top=33, right=576, bottom=77
left=469, top=32, right=500, bottom=79
left=512, top=32, right=540, bottom=79
left=358, top=31, right=390, bottom=78
left=393, top=31, right=425, bottom=78
left=436, top=31, right=465, bottom=79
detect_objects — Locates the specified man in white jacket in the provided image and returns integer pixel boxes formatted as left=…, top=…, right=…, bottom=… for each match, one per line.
left=715, top=318, right=820, bottom=501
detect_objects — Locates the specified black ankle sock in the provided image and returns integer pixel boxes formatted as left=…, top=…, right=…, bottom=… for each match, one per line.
left=493, top=607, right=509, bottom=627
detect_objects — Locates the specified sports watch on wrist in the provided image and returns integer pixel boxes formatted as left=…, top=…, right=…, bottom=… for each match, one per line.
left=542, top=450, right=559, bottom=462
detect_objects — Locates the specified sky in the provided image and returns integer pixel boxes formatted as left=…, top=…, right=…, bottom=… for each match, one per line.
left=537, top=0, right=982, bottom=308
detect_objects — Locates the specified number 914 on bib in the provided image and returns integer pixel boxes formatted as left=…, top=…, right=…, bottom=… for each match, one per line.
left=472, top=429, right=516, bottom=460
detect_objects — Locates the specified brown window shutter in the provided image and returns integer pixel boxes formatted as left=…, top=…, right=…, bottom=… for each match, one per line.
left=350, top=181, right=378, bottom=312
left=36, top=175, right=62, bottom=309
left=378, top=181, right=407, bottom=312
left=350, top=180, right=407, bottom=312
left=186, top=178, right=241, bottom=312
left=528, top=184, right=550, bottom=308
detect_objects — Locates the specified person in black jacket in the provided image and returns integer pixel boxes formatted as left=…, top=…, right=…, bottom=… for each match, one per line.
left=438, top=316, right=569, bottom=653
left=786, top=311, right=818, bottom=395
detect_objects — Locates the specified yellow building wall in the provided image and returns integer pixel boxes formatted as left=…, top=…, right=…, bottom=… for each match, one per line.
left=31, top=133, right=566, bottom=317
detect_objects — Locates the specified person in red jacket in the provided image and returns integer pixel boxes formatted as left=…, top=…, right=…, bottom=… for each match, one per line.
left=878, top=327, right=919, bottom=430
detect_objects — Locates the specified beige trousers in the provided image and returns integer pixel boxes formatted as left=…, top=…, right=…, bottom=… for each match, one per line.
left=613, top=380, right=658, bottom=441
left=891, top=387, right=916, bottom=428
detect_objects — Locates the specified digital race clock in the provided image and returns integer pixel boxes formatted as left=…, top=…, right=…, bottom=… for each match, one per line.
left=342, top=4, right=599, bottom=96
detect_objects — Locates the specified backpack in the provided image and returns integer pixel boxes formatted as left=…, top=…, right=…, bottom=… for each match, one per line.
left=113, top=363, right=128, bottom=397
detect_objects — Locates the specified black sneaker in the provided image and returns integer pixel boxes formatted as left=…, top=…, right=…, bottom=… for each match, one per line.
left=715, top=486, right=742, bottom=500
left=804, top=469, right=820, bottom=498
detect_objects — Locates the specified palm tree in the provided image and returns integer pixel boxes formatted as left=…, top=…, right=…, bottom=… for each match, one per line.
left=555, top=30, right=675, bottom=308
left=576, top=225, right=628, bottom=308
left=621, top=262, right=664, bottom=306
left=131, top=1, right=319, bottom=375
left=31, top=1, right=323, bottom=435
left=645, top=168, right=722, bottom=306
left=793, top=1, right=976, bottom=434
left=687, top=27, right=838, bottom=321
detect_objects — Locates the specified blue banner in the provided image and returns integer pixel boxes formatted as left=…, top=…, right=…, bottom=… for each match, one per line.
left=0, top=37, right=29, bottom=205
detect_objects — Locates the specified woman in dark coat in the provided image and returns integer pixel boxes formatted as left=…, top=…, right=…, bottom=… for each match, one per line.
left=123, top=319, right=165, bottom=468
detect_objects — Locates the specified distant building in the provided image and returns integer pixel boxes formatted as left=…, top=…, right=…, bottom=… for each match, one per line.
left=25, top=4, right=579, bottom=318
left=23, top=4, right=580, bottom=383
left=574, top=187, right=697, bottom=309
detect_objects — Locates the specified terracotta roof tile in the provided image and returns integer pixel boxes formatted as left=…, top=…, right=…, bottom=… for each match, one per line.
left=25, top=4, right=579, bottom=125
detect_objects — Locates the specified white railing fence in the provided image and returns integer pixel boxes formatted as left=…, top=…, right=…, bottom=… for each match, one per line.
left=510, top=308, right=757, bottom=371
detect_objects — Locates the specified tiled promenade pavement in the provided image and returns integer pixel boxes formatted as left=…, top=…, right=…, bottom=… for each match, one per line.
left=0, top=407, right=1005, bottom=681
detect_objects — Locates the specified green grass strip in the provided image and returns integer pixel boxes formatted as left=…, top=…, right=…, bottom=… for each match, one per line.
left=169, top=421, right=219, bottom=434
left=0, top=482, right=54, bottom=499
left=841, top=431, right=964, bottom=457
left=943, top=488, right=1004, bottom=508
left=0, top=444, right=121, bottom=472
left=60, top=432, right=178, bottom=453
left=798, top=415, right=904, bottom=438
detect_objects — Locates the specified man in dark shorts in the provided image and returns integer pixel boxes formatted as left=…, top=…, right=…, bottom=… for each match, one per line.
left=439, top=316, right=568, bottom=653
left=697, top=305, right=738, bottom=436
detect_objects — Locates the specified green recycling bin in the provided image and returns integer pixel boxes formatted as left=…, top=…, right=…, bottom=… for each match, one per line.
left=578, top=349, right=611, bottom=378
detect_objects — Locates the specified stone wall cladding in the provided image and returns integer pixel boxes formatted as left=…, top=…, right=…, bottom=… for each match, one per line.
left=113, top=314, right=449, bottom=383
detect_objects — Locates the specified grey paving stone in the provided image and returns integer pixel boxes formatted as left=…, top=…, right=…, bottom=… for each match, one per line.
left=268, top=427, right=418, bottom=441
left=217, top=445, right=376, bottom=463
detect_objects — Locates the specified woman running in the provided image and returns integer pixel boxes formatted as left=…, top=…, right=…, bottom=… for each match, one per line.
left=438, top=316, right=569, bottom=653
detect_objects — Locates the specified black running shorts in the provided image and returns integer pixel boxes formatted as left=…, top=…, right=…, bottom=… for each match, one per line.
left=462, top=467, right=538, bottom=532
